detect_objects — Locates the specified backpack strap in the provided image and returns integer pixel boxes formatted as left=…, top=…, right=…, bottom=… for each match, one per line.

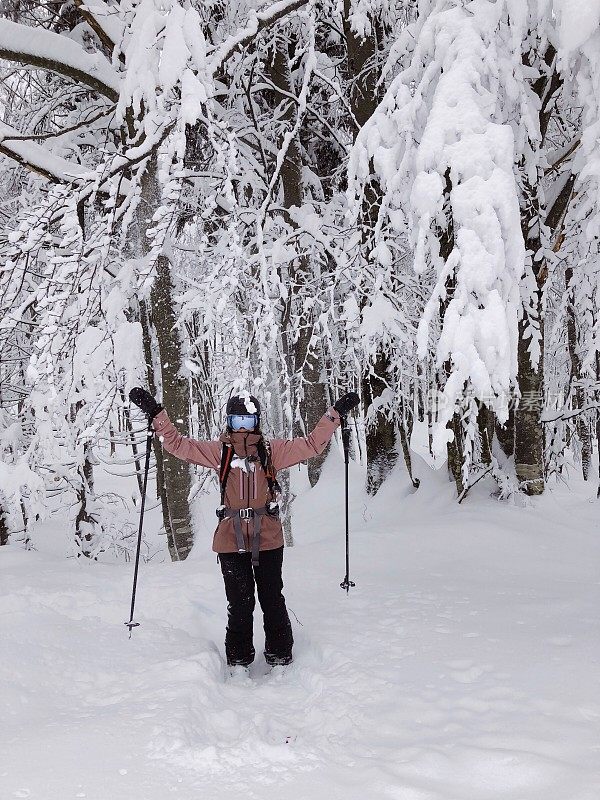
left=219, top=443, right=234, bottom=506
left=257, top=438, right=281, bottom=499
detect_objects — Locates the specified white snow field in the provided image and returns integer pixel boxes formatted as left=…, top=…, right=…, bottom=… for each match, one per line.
left=2, top=451, right=600, bottom=800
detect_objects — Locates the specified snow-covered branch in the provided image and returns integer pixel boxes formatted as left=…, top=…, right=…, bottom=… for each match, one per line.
left=0, top=18, right=120, bottom=102
left=75, top=0, right=124, bottom=52
left=0, top=121, right=87, bottom=183
left=209, top=0, right=309, bottom=72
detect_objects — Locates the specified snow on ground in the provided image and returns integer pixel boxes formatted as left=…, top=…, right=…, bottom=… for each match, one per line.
left=2, top=450, right=600, bottom=800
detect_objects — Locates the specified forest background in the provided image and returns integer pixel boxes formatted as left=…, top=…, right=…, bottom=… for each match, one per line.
left=1, top=0, right=600, bottom=561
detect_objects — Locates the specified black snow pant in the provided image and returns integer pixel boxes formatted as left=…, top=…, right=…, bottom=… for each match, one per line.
left=218, top=546, right=293, bottom=667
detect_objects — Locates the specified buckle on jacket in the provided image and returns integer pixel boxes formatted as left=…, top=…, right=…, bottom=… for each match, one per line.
left=239, top=508, right=254, bottom=520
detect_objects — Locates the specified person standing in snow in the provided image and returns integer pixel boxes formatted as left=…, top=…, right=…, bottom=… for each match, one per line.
left=129, top=387, right=359, bottom=671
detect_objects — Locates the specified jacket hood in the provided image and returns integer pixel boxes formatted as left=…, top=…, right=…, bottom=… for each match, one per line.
left=220, top=429, right=263, bottom=456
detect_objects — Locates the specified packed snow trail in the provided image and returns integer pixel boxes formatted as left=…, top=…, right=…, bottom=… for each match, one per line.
left=2, top=456, right=600, bottom=800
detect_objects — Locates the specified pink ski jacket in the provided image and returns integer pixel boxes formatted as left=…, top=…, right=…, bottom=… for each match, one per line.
left=152, top=408, right=341, bottom=553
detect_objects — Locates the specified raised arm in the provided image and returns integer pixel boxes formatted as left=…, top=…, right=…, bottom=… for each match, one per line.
left=271, top=392, right=359, bottom=470
left=152, top=410, right=220, bottom=470
left=129, top=387, right=220, bottom=470
left=270, top=408, right=342, bottom=470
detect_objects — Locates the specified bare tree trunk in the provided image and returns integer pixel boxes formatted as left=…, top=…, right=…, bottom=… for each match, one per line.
left=0, top=500, right=9, bottom=546
left=362, top=351, right=398, bottom=494
left=514, top=151, right=574, bottom=496
left=514, top=44, right=568, bottom=496
left=268, top=352, right=294, bottom=546
left=137, top=158, right=194, bottom=561
left=515, top=145, right=548, bottom=495
left=515, top=312, right=545, bottom=494
left=566, top=266, right=592, bottom=479
left=139, top=298, right=173, bottom=554
left=398, top=399, right=419, bottom=488
left=343, top=7, right=396, bottom=494
left=298, top=339, right=329, bottom=486
left=342, top=1, right=380, bottom=131
left=69, top=398, right=99, bottom=557
left=515, top=169, right=544, bottom=494
left=109, top=421, right=116, bottom=457
left=19, top=501, right=31, bottom=549
left=596, top=411, right=600, bottom=498
left=477, top=403, right=495, bottom=465
left=268, top=34, right=329, bottom=486
left=446, top=411, right=465, bottom=495
left=496, top=407, right=515, bottom=458
left=437, top=170, right=464, bottom=495
left=594, top=351, right=600, bottom=497
left=75, top=443, right=96, bottom=558
left=149, top=256, right=194, bottom=560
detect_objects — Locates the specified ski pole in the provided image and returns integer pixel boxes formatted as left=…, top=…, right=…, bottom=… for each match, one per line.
left=340, top=414, right=355, bottom=593
left=125, top=419, right=153, bottom=637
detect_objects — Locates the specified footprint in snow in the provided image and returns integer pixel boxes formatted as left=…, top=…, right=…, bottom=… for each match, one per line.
left=446, top=660, right=493, bottom=684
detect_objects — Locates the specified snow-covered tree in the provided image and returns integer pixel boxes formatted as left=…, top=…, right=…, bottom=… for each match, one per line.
left=348, top=0, right=600, bottom=496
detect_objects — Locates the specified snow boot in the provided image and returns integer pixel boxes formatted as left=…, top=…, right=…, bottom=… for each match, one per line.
left=227, top=664, right=251, bottom=682
left=266, top=659, right=292, bottom=678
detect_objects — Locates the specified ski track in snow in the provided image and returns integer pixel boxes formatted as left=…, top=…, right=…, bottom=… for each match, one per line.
left=2, top=457, right=600, bottom=800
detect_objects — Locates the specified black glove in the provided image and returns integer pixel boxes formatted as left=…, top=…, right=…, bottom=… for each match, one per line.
left=333, top=391, right=360, bottom=416
left=129, top=387, right=163, bottom=420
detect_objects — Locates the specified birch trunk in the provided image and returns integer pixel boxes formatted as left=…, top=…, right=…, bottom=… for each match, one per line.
left=75, top=444, right=96, bottom=558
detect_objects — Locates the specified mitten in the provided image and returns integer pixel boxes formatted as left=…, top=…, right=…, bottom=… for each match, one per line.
left=129, top=387, right=163, bottom=420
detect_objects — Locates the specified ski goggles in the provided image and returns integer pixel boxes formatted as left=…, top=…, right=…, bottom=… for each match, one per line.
left=227, top=414, right=258, bottom=431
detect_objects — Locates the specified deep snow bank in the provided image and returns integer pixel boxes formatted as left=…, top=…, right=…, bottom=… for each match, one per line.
left=1, top=453, right=600, bottom=800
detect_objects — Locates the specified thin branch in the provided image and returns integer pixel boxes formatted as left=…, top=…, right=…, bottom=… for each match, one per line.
left=458, top=467, right=492, bottom=504
left=2, top=106, right=115, bottom=142
left=542, top=403, right=600, bottom=424
left=544, top=135, right=581, bottom=177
